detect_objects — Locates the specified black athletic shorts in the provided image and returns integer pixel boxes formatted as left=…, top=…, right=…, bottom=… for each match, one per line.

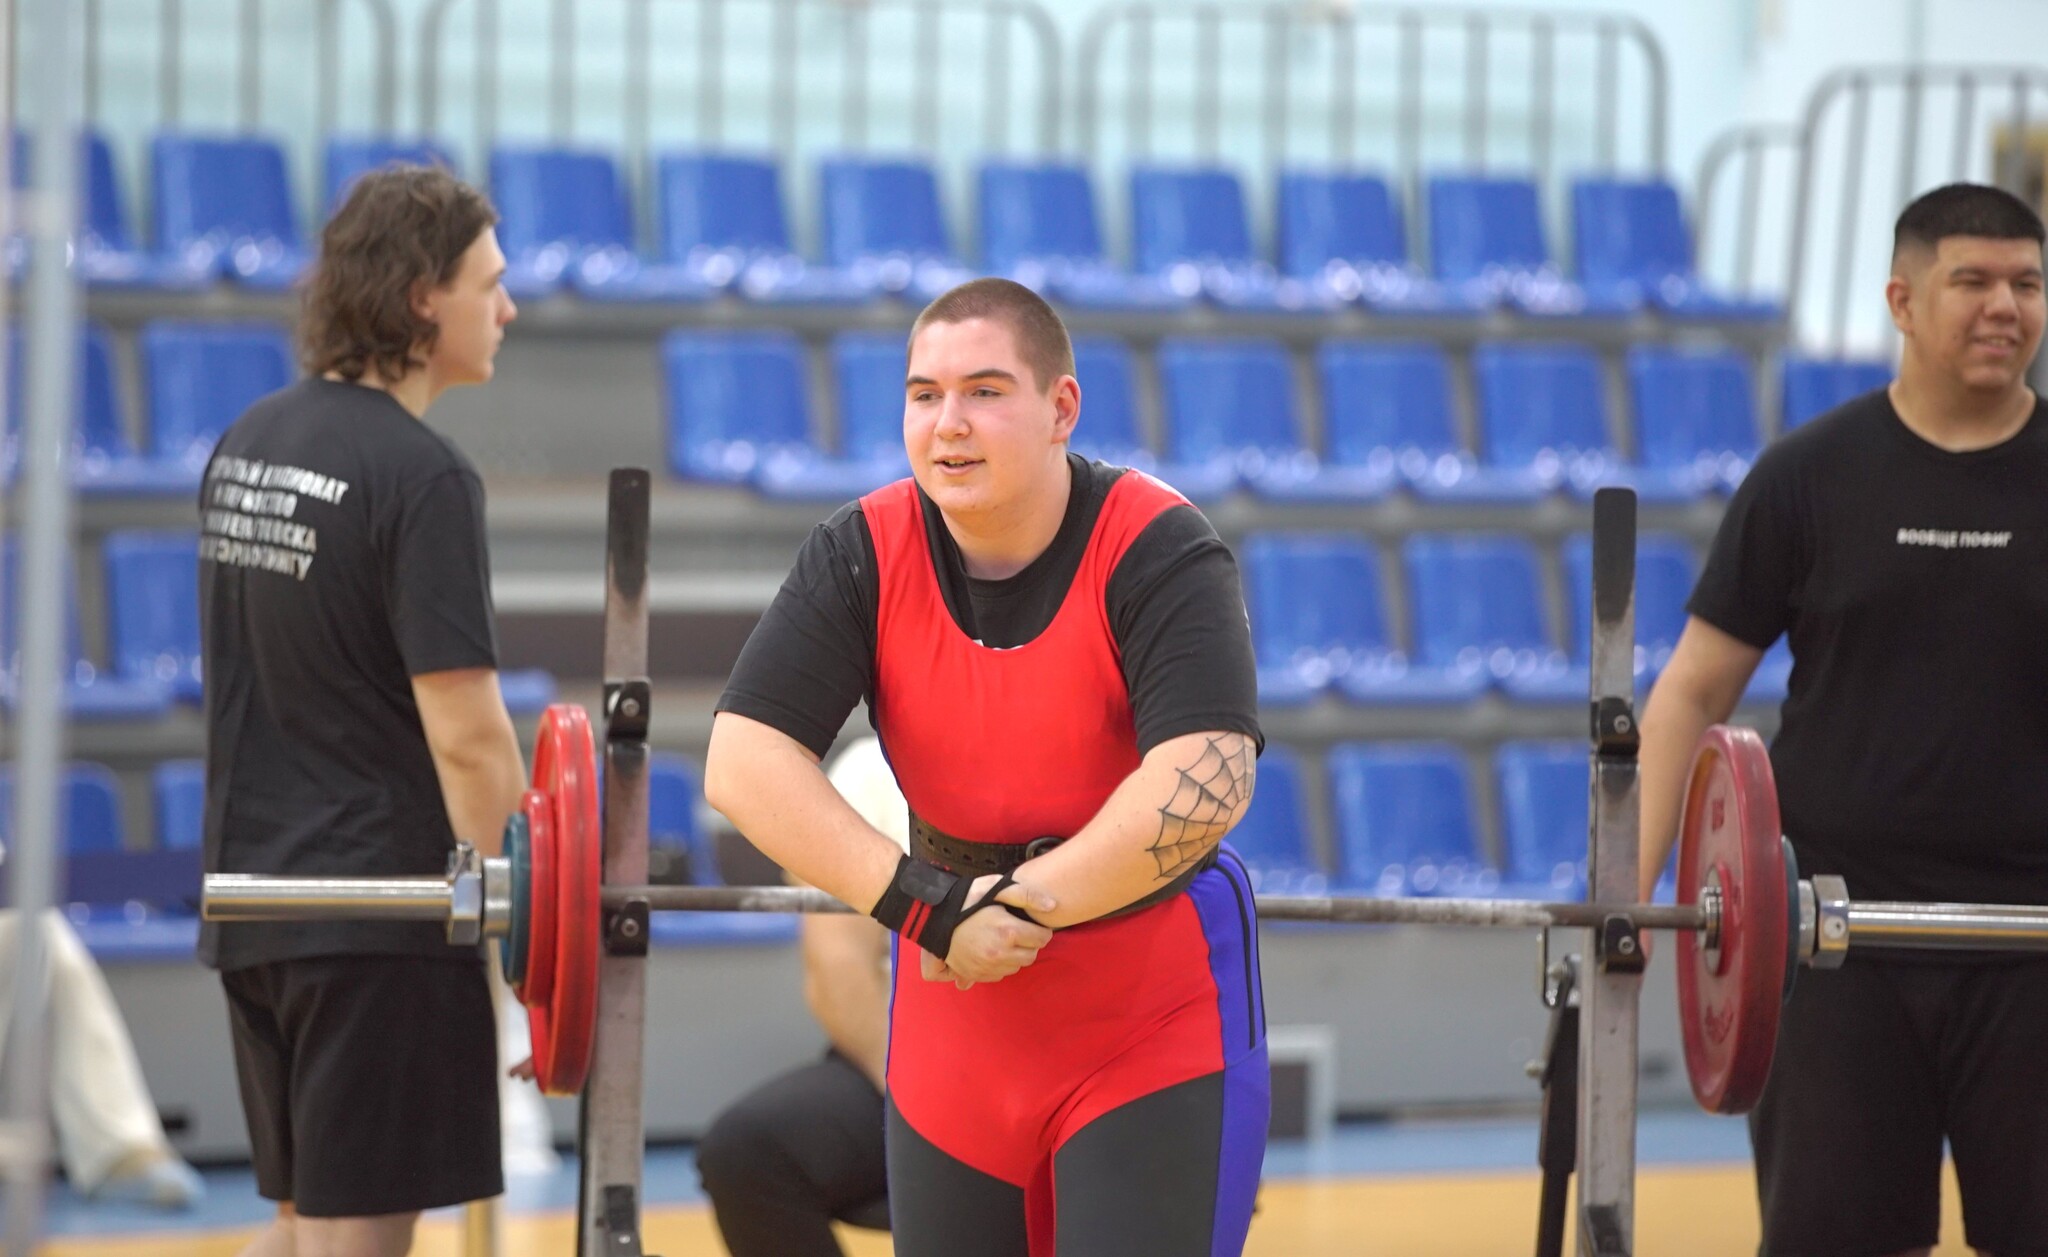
left=1749, top=954, right=2048, bottom=1257
left=222, top=954, right=504, bottom=1217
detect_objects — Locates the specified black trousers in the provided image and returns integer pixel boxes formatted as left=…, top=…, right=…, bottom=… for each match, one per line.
left=1751, top=955, right=2048, bottom=1257
left=697, top=1050, right=890, bottom=1257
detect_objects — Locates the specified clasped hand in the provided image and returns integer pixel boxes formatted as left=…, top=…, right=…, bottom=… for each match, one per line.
left=921, top=874, right=1056, bottom=990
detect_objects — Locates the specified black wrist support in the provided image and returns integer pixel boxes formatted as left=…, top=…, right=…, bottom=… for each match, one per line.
left=869, top=854, right=977, bottom=960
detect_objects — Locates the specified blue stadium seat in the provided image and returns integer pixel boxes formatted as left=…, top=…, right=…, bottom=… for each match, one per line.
left=1463, top=343, right=1701, bottom=504
left=978, top=162, right=1186, bottom=311
left=1328, top=742, right=1497, bottom=896
left=1494, top=741, right=1588, bottom=899
left=1746, top=639, right=1793, bottom=705
left=1780, top=355, right=1890, bottom=429
left=661, top=330, right=816, bottom=486
left=153, top=760, right=206, bottom=852
left=1558, top=533, right=1697, bottom=699
left=1129, top=166, right=1337, bottom=313
left=5, top=325, right=198, bottom=494
left=1, top=543, right=171, bottom=721
left=646, top=753, right=797, bottom=946
left=324, top=137, right=455, bottom=210
left=1067, top=338, right=1234, bottom=501
left=1277, top=171, right=1487, bottom=316
left=1298, top=340, right=1465, bottom=500
left=655, top=152, right=874, bottom=305
left=490, top=145, right=711, bottom=303
left=1572, top=178, right=1781, bottom=322
left=1224, top=745, right=1324, bottom=895
left=648, top=754, right=720, bottom=880
left=1239, top=533, right=1389, bottom=705
left=1155, top=338, right=1311, bottom=491
left=1068, top=337, right=1146, bottom=467
left=817, top=157, right=975, bottom=300
left=1402, top=533, right=1566, bottom=700
left=139, top=321, right=295, bottom=467
left=753, top=332, right=908, bottom=500
left=151, top=133, right=310, bottom=290
left=0, top=764, right=202, bottom=947
left=1427, top=175, right=1634, bottom=317
left=37, top=131, right=214, bottom=290
left=102, top=531, right=202, bottom=703
left=1626, top=346, right=1763, bottom=494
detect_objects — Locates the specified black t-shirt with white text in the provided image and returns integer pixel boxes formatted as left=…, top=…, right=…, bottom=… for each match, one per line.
left=198, top=378, right=499, bottom=971
left=718, top=454, right=1262, bottom=763
left=1690, top=388, right=2048, bottom=910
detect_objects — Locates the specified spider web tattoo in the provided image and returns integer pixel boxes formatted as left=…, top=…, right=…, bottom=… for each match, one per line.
left=1148, top=735, right=1255, bottom=880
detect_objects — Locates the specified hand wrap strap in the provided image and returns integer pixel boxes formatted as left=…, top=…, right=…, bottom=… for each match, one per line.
left=869, top=855, right=1017, bottom=961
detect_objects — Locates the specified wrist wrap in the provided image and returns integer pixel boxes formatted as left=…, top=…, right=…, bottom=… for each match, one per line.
left=869, top=855, right=980, bottom=960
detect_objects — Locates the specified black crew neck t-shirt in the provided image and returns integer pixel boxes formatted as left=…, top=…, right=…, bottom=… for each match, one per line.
left=717, top=454, right=1262, bottom=763
left=198, top=378, right=501, bottom=971
left=1690, top=387, right=2048, bottom=910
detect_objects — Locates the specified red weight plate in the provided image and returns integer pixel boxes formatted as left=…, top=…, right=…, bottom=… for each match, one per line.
left=1676, top=724, right=1788, bottom=1115
left=530, top=704, right=601, bottom=1096
left=513, top=789, right=554, bottom=1005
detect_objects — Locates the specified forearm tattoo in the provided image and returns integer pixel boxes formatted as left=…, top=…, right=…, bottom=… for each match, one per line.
left=1148, top=734, right=1255, bottom=880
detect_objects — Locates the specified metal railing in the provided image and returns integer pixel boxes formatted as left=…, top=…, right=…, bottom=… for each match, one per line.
left=419, top=0, right=1062, bottom=166
left=1076, top=1, right=1666, bottom=186
left=79, top=0, right=399, bottom=135
left=1692, top=123, right=1801, bottom=300
left=1786, top=65, right=2048, bottom=353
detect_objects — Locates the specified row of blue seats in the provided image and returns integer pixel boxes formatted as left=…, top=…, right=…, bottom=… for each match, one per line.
left=33, top=129, right=1775, bottom=320
left=2, top=755, right=792, bottom=955
left=1242, top=531, right=1787, bottom=707
left=1, top=535, right=556, bottom=720
left=24, top=524, right=1777, bottom=724
left=664, top=329, right=1891, bottom=502
left=1234, top=741, right=1671, bottom=903
left=17, top=320, right=1890, bottom=501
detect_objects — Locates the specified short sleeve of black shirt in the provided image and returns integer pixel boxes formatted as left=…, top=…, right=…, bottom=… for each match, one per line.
left=718, top=503, right=878, bottom=758
left=716, top=457, right=1261, bottom=760
left=1105, top=502, right=1262, bottom=754
left=384, top=468, right=499, bottom=675
left=1688, top=434, right=1807, bottom=649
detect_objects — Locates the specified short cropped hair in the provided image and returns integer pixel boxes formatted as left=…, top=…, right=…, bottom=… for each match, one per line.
left=1894, top=183, right=2045, bottom=260
left=299, top=165, right=498, bottom=383
left=909, top=278, right=1075, bottom=391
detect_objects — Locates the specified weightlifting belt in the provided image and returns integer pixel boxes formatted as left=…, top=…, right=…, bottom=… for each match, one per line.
left=908, top=811, right=1217, bottom=922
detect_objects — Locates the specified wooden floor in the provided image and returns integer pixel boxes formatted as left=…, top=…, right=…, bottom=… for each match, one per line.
left=43, top=1163, right=1976, bottom=1256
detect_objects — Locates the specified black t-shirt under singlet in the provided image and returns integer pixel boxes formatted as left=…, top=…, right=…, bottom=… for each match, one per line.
left=1690, top=388, right=2048, bottom=909
left=718, top=454, right=1262, bottom=762
left=199, top=378, right=500, bottom=971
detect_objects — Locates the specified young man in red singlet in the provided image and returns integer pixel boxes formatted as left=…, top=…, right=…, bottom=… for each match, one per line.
left=706, top=277, right=1268, bottom=1256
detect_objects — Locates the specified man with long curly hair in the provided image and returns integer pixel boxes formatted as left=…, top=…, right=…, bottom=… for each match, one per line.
left=198, top=165, right=524, bottom=1257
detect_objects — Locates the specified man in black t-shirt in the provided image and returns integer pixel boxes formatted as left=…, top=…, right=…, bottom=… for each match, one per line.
left=200, top=166, right=526, bottom=1257
left=1640, top=184, right=2048, bottom=1257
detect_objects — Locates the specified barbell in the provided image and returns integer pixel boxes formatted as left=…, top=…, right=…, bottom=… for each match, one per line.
left=202, top=705, right=2048, bottom=1112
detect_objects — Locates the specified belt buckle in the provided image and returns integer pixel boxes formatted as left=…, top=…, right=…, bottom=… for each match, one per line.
left=1022, top=835, right=1064, bottom=861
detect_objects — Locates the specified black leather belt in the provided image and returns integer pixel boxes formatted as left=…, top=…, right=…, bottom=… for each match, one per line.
left=908, top=812, right=1217, bottom=921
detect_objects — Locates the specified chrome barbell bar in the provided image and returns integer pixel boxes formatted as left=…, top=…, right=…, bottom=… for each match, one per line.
left=201, top=858, right=2048, bottom=960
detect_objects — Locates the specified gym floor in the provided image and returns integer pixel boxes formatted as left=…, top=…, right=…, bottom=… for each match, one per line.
left=37, top=1109, right=1975, bottom=1256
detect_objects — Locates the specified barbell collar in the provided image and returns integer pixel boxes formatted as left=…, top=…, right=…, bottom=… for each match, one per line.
left=1810, top=874, right=1850, bottom=969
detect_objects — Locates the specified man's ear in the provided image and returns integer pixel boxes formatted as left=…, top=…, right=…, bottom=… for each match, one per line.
left=1885, top=272, right=1913, bottom=337
left=1050, top=374, right=1081, bottom=443
left=410, top=277, right=440, bottom=327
